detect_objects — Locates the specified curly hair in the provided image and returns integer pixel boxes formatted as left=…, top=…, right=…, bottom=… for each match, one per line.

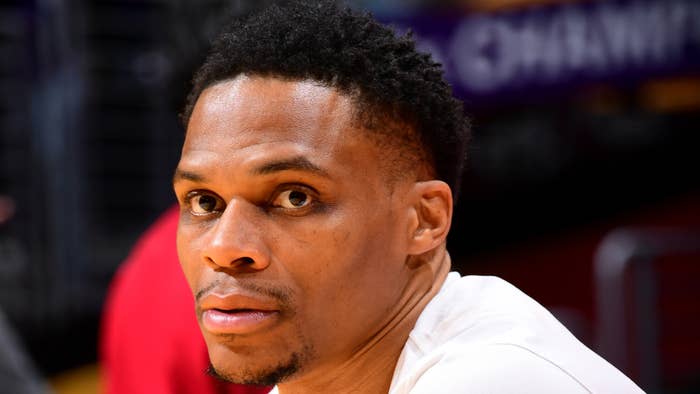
left=182, top=0, right=470, bottom=195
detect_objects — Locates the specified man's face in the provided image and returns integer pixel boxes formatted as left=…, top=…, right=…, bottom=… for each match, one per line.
left=174, top=76, right=415, bottom=385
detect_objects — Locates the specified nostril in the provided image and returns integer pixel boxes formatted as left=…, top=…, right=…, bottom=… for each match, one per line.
left=238, top=257, right=255, bottom=265
left=205, top=256, right=254, bottom=267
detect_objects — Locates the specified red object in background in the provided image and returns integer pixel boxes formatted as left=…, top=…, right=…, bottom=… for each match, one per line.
left=100, top=205, right=270, bottom=394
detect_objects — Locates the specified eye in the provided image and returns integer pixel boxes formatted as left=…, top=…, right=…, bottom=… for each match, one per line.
left=273, top=189, right=312, bottom=209
left=187, top=192, right=225, bottom=215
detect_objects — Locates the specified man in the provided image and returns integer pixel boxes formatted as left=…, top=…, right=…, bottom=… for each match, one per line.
left=172, top=1, right=643, bottom=393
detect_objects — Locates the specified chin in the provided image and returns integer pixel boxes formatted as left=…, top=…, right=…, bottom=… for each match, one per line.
left=207, top=354, right=301, bottom=386
left=206, top=340, right=313, bottom=386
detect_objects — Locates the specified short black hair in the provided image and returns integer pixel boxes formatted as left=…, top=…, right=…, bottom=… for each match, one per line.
left=183, top=0, right=470, bottom=195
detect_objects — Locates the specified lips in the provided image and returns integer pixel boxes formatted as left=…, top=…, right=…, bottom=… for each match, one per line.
left=199, top=293, right=280, bottom=335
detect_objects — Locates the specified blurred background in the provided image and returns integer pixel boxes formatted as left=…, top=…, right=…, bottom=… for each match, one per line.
left=0, top=0, right=698, bottom=393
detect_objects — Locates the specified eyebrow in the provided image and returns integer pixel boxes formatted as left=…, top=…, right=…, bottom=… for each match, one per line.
left=252, top=156, right=329, bottom=177
left=172, top=156, right=329, bottom=185
left=172, top=169, right=206, bottom=184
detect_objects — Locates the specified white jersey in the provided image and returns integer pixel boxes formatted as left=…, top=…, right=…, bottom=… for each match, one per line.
left=388, top=273, right=644, bottom=393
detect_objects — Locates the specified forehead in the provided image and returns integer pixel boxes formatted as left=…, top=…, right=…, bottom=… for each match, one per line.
left=186, top=76, right=354, bottom=148
left=181, top=76, right=377, bottom=179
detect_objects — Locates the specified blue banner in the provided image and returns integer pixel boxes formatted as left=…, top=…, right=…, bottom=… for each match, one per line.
left=385, top=0, right=700, bottom=104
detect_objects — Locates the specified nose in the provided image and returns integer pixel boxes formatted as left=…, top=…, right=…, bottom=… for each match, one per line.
left=202, top=198, right=270, bottom=272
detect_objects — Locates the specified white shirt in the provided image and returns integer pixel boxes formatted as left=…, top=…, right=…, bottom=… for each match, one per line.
left=388, top=273, right=644, bottom=393
left=269, top=273, right=643, bottom=393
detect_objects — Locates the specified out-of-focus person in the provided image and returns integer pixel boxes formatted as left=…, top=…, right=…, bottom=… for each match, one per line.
left=0, top=194, right=50, bottom=394
left=0, top=309, right=51, bottom=394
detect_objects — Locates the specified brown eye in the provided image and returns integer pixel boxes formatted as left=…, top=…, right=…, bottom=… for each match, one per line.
left=190, top=194, right=224, bottom=214
left=274, top=190, right=311, bottom=209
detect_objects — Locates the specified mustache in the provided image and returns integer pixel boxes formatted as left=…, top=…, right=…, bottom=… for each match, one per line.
left=195, top=278, right=293, bottom=306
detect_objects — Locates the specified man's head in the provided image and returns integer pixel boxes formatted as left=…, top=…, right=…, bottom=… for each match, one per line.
left=173, top=0, right=469, bottom=388
left=181, top=0, right=469, bottom=195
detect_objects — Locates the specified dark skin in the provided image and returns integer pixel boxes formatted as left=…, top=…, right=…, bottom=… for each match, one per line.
left=173, top=75, right=453, bottom=393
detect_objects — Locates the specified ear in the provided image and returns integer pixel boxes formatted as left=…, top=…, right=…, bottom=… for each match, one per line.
left=406, top=180, right=453, bottom=256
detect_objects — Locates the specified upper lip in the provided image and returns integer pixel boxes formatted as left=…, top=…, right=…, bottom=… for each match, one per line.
left=199, top=291, right=280, bottom=313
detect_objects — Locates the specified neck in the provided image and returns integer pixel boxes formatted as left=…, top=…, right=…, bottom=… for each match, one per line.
left=277, top=248, right=451, bottom=394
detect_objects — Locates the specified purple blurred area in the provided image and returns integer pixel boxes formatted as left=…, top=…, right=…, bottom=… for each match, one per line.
left=0, top=0, right=698, bottom=392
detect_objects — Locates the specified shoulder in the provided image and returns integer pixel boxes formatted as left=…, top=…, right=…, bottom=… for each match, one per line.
left=407, top=343, right=591, bottom=394
left=407, top=274, right=553, bottom=346
left=391, top=274, right=643, bottom=394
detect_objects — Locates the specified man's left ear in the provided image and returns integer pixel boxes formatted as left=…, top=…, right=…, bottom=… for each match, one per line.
left=406, top=180, right=453, bottom=255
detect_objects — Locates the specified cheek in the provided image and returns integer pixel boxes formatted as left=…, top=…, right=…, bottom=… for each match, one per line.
left=338, top=213, right=407, bottom=297
left=294, top=211, right=403, bottom=303
left=295, top=224, right=406, bottom=351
